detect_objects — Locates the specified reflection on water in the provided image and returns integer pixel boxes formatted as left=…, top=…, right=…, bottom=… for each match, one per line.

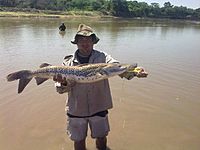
left=0, top=18, right=200, bottom=150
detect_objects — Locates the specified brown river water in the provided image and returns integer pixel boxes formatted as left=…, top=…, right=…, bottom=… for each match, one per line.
left=0, top=18, right=200, bottom=150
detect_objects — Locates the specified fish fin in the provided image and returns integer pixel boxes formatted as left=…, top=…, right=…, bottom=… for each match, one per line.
left=18, top=77, right=32, bottom=93
left=39, top=63, right=52, bottom=68
left=35, top=77, right=49, bottom=85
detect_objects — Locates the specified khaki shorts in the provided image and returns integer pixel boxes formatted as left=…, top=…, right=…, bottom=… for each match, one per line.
left=67, top=115, right=110, bottom=141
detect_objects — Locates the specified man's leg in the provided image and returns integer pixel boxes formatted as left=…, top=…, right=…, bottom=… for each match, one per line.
left=67, top=117, right=88, bottom=150
left=74, top=139, right=86, bottom=150
left=89, top=115, right=110, bottom=150
left=96, top=136, right=107, bottom=150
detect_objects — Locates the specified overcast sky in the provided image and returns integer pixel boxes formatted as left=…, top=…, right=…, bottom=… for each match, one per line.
left=134, top=0, right=200, bottom=9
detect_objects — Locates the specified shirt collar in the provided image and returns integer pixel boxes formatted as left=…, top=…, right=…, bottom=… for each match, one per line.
left=72, top=49, right=95, bottom=64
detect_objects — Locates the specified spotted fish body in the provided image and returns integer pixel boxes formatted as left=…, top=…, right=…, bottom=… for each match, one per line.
left=7, top=63, right=137, bottom=93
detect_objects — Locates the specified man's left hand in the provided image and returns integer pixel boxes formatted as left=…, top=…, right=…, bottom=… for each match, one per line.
left=135, top=67, right=148, bottom=78
left=119, top=67, right=148, bottom=80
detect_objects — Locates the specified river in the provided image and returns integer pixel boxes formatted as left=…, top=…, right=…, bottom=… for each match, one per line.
left=0, top=17, right=200, bottom=150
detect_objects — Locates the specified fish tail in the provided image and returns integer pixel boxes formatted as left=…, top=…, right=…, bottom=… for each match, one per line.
left=7, top=70, right=32, bottom=93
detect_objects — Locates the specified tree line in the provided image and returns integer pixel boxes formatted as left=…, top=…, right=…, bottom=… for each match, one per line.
left=0, top=0, right=200, bottom=20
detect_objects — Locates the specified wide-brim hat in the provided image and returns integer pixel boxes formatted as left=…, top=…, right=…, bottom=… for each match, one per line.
left=71, top=24, right=99, bottom=44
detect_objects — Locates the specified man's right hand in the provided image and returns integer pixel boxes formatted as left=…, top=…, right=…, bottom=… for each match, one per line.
left=53, top=74, right=76, bottom=87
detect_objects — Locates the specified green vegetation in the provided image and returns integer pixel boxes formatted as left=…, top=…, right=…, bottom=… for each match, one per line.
left=0, top=0, right=200, bottom=20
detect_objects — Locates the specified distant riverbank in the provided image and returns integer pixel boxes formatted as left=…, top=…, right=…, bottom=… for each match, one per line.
left=0, top=11, right=107, bottom=18
left=0, top=7, right=111, bottom=18
left=0, top=11, right=99, bottom=18
left=0, top=7, right=200, bottom=22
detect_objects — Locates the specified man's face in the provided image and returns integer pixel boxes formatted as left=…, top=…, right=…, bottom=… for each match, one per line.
left=77, top=36, right=94, bottom=56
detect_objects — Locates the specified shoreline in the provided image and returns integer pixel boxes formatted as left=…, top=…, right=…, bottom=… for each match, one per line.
left=1, top=11, right=199, bottom=25
left=0, top=11, right=107, bottom=18
left=0, top=8, right=199, bottom=22
left=0, top=7, right=112, bottom=18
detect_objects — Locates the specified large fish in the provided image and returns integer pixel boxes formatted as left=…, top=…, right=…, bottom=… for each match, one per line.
left=7, top=63, right=137, bottom=94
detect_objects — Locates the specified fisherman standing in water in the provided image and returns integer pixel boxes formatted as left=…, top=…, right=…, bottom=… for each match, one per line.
left=53, top=24, right=147, bottom=150
left=59, top=23, right=66, bottom=31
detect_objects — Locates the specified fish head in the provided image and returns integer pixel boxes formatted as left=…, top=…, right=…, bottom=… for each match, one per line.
left=101, top=63, right=133, bottom=77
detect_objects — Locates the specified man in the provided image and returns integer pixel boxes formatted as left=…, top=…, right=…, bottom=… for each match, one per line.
left=59, top=23, right=66, bottom=31
left=54, top=24, right=147, bottom=150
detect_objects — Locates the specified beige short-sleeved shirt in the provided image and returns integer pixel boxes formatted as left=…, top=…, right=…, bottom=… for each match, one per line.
left=56, top=50, right=119, bottom=117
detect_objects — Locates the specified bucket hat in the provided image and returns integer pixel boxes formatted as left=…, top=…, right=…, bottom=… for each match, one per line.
left=71, top=24, right=99, bottom=44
